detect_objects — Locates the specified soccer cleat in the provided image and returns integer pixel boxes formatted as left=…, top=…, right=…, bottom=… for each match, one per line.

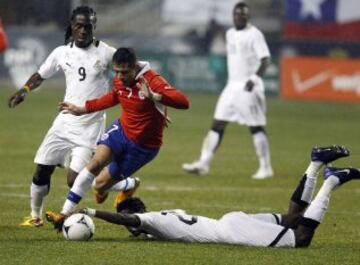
left=311, top=145, right=350, bottom=164
left=45, top=211, right=66, bottom=232
left=182, top=161, right=209, bottom=175
left=94, top=190, right=109, bottom=204
left=323, top=167, right=360, bottom=185
left=113, top=177, right=141, bottom=209
left=251, top=168, right=274, bottom=180
left=19, top=216, right=44, bottom=228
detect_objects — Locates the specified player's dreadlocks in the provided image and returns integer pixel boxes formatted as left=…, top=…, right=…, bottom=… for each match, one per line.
left=64, top=6, right=97, bottom=44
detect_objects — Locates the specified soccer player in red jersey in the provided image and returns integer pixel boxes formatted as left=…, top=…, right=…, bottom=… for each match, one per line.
left=46, top=47, right=190, bottom=230
left=0, top=17, right=9, bottom=53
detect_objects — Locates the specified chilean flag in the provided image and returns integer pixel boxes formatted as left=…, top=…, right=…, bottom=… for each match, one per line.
left=284, top=0, right=360, bottom=42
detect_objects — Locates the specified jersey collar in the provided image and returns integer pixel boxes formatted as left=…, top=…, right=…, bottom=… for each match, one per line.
left=135, top=61, right=151, bottom=80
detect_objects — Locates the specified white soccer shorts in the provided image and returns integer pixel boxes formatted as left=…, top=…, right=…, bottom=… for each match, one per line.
left=217, top=211, right=295, bottom=247
left=214, top=80, right=267, bottom=126
left=34, top=114, right=105, bottom=172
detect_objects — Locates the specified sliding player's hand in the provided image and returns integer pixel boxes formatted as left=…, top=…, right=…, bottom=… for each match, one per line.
left=77, top=208, right=88, bottom=214
left=59, top=102, right=87, bottom=116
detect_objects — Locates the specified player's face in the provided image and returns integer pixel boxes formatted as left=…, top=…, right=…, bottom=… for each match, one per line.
left=71, top=14, right=94, bottom=48
left=113, top=63, right=137, bottom=87
left=233, top=6, right=249, bottom=30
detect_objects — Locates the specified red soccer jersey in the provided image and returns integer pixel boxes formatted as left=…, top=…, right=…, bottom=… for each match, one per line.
left=85, top=66, right=190, bottom=148
left=0, top=19, right=8, bottom=53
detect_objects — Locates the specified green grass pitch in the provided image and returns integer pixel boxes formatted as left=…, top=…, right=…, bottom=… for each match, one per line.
left=0, top=86, right=359, bottom=265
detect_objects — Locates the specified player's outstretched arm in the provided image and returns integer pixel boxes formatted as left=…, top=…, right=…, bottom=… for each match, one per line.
left=59, top=102, right=87, bottom=116
left=8, top=72, right=44, bottom=108
left=79, top=208, right=141, bottom=227
left=140, top=76, right=190, bottom=109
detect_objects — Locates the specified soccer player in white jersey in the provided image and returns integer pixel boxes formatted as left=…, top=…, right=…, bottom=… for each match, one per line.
left=7, top=6, right=116, bottom=227
left=80, top=145, right=358, bottom=248
left=183, top=2, right=273, bottom=179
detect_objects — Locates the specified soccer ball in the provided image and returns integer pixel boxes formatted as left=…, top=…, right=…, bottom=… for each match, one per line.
left=62, top=213, right=95, bottom=241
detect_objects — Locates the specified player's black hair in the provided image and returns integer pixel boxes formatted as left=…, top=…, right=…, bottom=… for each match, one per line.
left=234, top=2, right=248, bottom=10
left=112, top=47, right=137, bottom=67
left=64, top=6, right=97, bottom=44
left=116, top=197, right=146, bottom=214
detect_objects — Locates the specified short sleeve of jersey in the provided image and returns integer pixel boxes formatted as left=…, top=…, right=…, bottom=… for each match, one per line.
left=38, top=46, right=63, bottom=79
left=135, top=213, right=154, bottom=229
left=102, top=42, right=116, bottom=66
left=252, top=30, right=270, bottom=60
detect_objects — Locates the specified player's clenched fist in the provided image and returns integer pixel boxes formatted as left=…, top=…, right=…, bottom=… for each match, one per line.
left=8, top=88, right=27, bottom=108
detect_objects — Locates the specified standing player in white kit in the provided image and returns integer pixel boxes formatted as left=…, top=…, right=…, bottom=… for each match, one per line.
left=81, top=145, right=356, bottom=248
left=182, top=2, right=273, bottom=179
left=8, top=6, right=116, bottom=227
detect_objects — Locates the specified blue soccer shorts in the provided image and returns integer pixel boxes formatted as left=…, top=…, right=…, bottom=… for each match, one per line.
left=97, top=120, right=159, bottom=180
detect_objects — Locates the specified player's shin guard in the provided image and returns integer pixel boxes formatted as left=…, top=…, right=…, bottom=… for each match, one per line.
left=106, top=177, right=136, bottom=192
left=302, top=179, right=332, bottom=225
left=30, top=183, right=49, bottom=218
left=252, top=131, right=272, bottom=171
left=62, top=168, right=95, bottom=215
left=291, top=162, right=322, bottom=207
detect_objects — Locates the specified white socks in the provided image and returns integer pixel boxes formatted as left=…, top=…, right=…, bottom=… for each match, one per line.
left=197, top=130, right=272, bottom=173
left=252, top=131, right=272, bottom=171
left=62, top=168, right=95, bottom=215
left=301, top=161, right=322, bottom=204
left=30, top=183, right=49, bottom=218
left=199, top=130, right=220, bottom=166
left=303, top=176, right=339, bottom=223
left=102, top=178, right=136, bottom=192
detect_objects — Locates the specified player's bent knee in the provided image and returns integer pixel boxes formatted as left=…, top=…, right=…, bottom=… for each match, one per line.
left=32, top=164, right=55, bottom=186
left=211, top=120, right=227, bottom=133
left=87, top=158, right=106, bottom=175
left=294, top=230, right=313, bottom=248
left=249, top=126, right=265, bottom=134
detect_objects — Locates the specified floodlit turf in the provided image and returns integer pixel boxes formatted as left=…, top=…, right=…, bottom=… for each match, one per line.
left=0, top=86, right=359, bottom=264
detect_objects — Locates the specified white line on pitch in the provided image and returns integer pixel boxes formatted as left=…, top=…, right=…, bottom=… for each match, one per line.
left=1, top=184, right=359, bottom=194
left=0, top=192, right=359, bottom=216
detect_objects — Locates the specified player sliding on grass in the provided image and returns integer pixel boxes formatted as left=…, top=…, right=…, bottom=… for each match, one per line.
left=80, top=145, right=357, bottom=247
left=46, top=47, right=190, bottom=230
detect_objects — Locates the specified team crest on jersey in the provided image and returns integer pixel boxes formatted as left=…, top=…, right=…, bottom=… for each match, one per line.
left=138, top=90, right=146, bottom=100
left=93, top=60, right=104, bottom=71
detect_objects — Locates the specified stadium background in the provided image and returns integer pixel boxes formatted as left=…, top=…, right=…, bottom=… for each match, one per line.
left=0, top=0, right=359, bottom=264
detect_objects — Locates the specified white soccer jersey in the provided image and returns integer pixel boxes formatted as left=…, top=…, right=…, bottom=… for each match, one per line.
left=226, top=24, right=270, bottom=82
left=136, top=210, right=220, bottom=243
left=38, top=40, right=116, bottom=124
left=136, top=210, right=295, bottom=247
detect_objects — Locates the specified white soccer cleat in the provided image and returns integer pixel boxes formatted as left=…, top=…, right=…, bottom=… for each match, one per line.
left=182, top=161, right=209, bottom=175
left=251, top=168, right=274, bottom=180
